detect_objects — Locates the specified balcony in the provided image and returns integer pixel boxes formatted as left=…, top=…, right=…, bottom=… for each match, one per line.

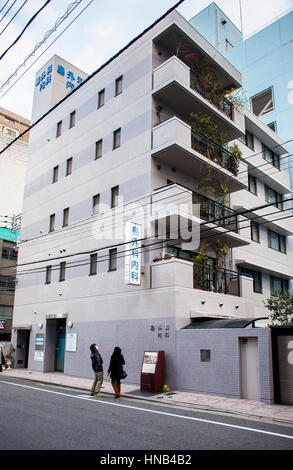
left=151, top=116, right=248, bottom=193
left=151, top=183, right=250, bottom=249
left=194, top=261, right=240, bottom=296
left=152, top=56, right=245, bottom=141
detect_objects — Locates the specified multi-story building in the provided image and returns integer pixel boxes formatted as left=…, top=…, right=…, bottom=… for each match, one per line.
left=11, top=6, right=293, bottom=403
left=189, top=2, right=293, bottom=190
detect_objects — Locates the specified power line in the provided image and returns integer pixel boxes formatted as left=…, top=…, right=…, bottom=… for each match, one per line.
left=0, top=0, right=17, bottom=23
left=0, top=0, right=27, bottom=36
left=0, top=1, right=11, bottom=16
left=0, top=0, right=51, bottom=61
left=0, top=0, right=185, bottom=153
left=0, top=0, right=84, bottom=94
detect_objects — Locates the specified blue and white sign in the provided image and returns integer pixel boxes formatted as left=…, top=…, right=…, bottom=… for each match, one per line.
left=35, top=64, right=52, bottom=92
left=56, top=64, right=83, bottom=90
left=35, top=63, right=84, bottom=93
left=125, top=222, right=142, bottom=286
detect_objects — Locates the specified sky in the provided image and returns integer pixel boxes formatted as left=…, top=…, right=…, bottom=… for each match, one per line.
left=0, top=0, right=293, bottom=120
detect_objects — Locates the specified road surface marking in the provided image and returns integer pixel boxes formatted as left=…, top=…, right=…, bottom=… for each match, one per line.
left=1, top=379, right=293, bottom=441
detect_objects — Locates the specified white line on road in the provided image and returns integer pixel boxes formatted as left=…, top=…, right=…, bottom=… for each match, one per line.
left=1, top=379, right=293, bottom=441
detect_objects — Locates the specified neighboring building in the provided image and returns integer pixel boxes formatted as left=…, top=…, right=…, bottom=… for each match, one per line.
left=11, top=7, right=293, bottom=403
left=0, top=107, right=30, bottom=218
left=0, top=228, right=18, bottom=341
left=189, top=2, right=293, bottom=191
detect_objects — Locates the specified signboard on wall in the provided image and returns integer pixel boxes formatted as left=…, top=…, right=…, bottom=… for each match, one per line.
left=0, top=320, right=5, bottom=330
left=35, top=334, right=44, bottom=351
left=34, top=351, right=44, bottom=362
left=66, top=333, right=77, bottom=352
left=142, top=351, right=158, bottom=374
left=125, top=222, right=142, bottom=285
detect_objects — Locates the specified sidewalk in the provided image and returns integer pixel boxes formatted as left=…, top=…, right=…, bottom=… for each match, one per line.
left=2, top=368, right=293, bottom=426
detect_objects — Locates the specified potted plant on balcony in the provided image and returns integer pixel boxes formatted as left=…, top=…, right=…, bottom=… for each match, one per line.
left=5, top=346, right=15, bottom=370
left=227, top=143, right=242, bottom=176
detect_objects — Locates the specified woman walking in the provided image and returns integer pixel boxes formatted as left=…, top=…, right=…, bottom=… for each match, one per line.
left=107, top=346, right=125, bottom=398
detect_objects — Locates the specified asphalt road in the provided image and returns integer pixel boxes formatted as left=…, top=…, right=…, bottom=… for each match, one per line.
left=0, top=376, right=293, bottom=451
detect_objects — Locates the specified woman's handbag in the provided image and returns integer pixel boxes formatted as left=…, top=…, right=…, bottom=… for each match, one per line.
left=120, top=368, right=127, bottom=379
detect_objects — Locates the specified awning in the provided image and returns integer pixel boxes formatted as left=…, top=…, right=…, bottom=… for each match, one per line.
left=183, top=317, right=268, bottom=329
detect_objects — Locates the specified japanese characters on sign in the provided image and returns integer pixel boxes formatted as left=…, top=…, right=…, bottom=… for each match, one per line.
left=35, top=64, right=52, bottom=92
left=125, top=222, right=142, bottom=286
left=35, top=63, right=84, bottom=92
left=56, top=64, right=83, bottom=91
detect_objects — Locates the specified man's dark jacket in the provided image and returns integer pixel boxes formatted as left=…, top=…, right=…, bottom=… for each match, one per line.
left=91, top=350, right=103, bottom=372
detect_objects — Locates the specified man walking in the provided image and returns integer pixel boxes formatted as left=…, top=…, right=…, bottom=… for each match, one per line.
left=90, top=344, right=103, bottom=397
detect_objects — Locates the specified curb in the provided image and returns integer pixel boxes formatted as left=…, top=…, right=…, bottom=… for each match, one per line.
left=3, top=373, right=293, bottom=427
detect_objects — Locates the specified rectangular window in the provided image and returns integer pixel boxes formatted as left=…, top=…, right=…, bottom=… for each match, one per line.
left=200, top=349, right=211, bottom=363
left=59, top=262, right=66, bottom=282
left=2, top=247, right=17, bottom=260
left=52, top=166, right=59, bottom=183
left=45, top=265, right=52, bottom=284
left=270, top=276, right=288, bottom=296
left=240, top=268, right=262, bottom=294
left=66, top=157, right=72, bottom=176
left=268, top=229, right=286, bottom=253
left=265, top=185, right=283, bottom=210
left=113, top=128, right=121, bottom=149
left=251, top=221, right=260, bottom=242
left=63, top=208, right=69, bottom=227
left=98, top=89, right=105, bottom=108
left=56, top=121, right=62, bottom=137
left=262, top=144, right=280, bottom=170
left=109, top=248, right=117, bottom=271
left=248, top=174, right=257, bottom=195
left=90, top=253, right=97, bottom=275
left=49, top=213, right=55, bottom=232
left=95, top=139, right=103, bottom=159
left=69, top=110, right=76, bottom=128
left=115, top=76, right=123, bottom=96
left=250, top=87, right=274, bottom=117
left=111, top=185, right=119, bottom=208
left=245, top=131, right=254, bottom=150
left=93, top=194, right=100, bottom=215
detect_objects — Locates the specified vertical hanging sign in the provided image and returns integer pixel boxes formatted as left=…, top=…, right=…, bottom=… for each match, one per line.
left=125, top=222, right=142, bottom=285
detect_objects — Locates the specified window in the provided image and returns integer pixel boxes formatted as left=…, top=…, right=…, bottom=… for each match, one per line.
left=270, top=276, right=288, bottom=296
left=90, top=253, right=97, bottom=275
left=111, top=185, right=119, bottom=208
left=109, top=248, right=117, bottom=271
left=240, top=268, right=262, bottom=294
left=200, top=350, right=211, bottom=363
left=250, top=87, right=274, bottom=117
left=93, top=194, right=100, bottom=215
left=56, top=121, right=62, bottom=137
left=52, top=165, right=59, bottom=183
left=63, top=208, right=69, bottom=227
left=69, top=110, right=76, bottom=128
left=2, top=247, right=17, bottom=260
left=113, top=128, right=121, bottom=149
left=0, top=305, right=13, bottom=318
left=248, top=174, right=257, bottom=195
left=115, top=76, right=123, bottom=96
left=251, top=221, right=260, bottom=243
left=262, top=144, right=280, bottom=170
left=268, top=229, right=286, bottom=253
left=95, top=139, right=103, bottom=159
left=265, top=185, right=283, bottom=209
left=45, top=265, right=52, bottom=284
left=98, top=89, right=105, bottom=108
left=5, top=128, right=16, bottom=138
left=49, top=214, right=55, bottom=232
left=66, top=157, right=72, bottom=176
left=267, top=122, right=277, bottom=133
left=59, top=262, right=66, bottom=282
left=240, top=130, right=254, bottom=150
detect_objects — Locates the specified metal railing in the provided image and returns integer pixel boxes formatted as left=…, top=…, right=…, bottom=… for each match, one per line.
left=192, top=191, right=238, bottom=229
left=190, top=69, right=233, bottom=120
left=193, top=261, right=240, bottom=296
left=191, top=128, right=238, bottom=175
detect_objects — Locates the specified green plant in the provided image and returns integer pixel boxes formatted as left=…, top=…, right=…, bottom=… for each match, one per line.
left=227, top=143, right=242, bottom=176
left=264, top=291, right=293, bottom=325
left=190, top=111, right=225, bottom=146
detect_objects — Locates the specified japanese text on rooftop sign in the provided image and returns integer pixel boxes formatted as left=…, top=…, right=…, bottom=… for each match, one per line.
left=125, top=222, right=142, bottom=286
left=35, top=64, right=84, bottom=92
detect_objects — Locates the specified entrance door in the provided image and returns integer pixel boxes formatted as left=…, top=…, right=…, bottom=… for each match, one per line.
left=240, top=337, right=260, bottom=400
left=277, top=336, right=293, bottom=405
left=55, top=320, right=66, bottom=372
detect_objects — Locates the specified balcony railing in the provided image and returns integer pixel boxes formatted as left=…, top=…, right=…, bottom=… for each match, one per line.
left=191, top=128, right=238, bottom=176
left=190, top=69, right=233, bottom=120
left=192, top=191, right=238, bottom=229
left=193, top=261, right=240, bottom=296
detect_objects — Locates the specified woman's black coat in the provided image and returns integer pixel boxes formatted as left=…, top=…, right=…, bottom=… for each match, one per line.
left=108, top=353, right=125, bottom=380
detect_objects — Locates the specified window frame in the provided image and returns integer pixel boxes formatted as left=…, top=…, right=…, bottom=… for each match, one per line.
left=115, top=75, right=123, bottom=96
left=45, top=265, right=52, bottom=284
left=69, top=110, right=76, bottom=129
left=251, top=220, right=260, bottom=243
left=98, top=88, right=105, bottom=108
left=66, top=157, right=73, bottom=176
left=113, top=128, right=121, bottom=150
left=62, top=207, right=69, bottom=227
left=262, top=144, right=280, bottom=170
left=250, top=86, right=274, bottom=117
left=56, top=121, right=62, bottom=138
left=111, top=185, right=119, bottom=208
left=92, top=194, right=100, bottom=215
left=248, top=174, right=257, bottom=195
left=265, top=185, right=283, bottom=210
left=109, top=248, right=117, bottom=271
left=59, top=261, right=66, bottom=282
left=267, top=229, right=286, bottom=254
left=49, top=213, right=55, bottom=232
left=52, top=165, right=59, bottom=183
left=89, top=253, right=98, bottom=276
left=270, top=276, right=289, bottom=296
left=95, top=139, right=103, bottom=159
